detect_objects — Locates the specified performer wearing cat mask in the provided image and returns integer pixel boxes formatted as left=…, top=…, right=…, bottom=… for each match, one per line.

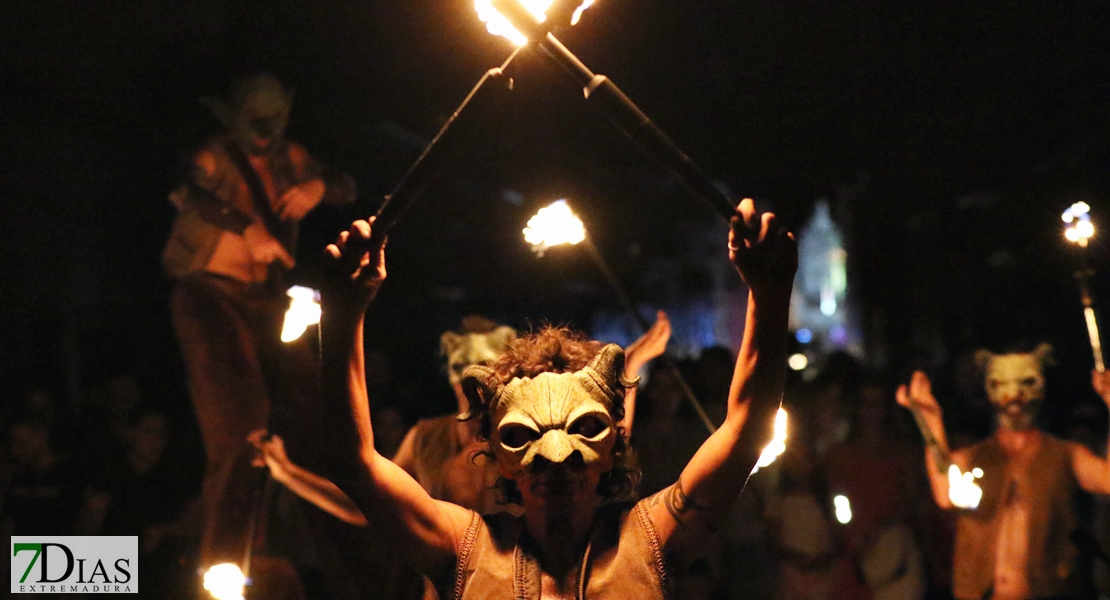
left=899, top=345, right=1110, bottom=600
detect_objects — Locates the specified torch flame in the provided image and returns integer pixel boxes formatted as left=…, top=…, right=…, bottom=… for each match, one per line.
left=202, top=563, right=246, bottom=600
left=947, top=464, right=983, bottom=509
left=833, top=495, right=852, bottom=524
left=281, top=286, right=322, bottom=343
left=1063, top=202, right=1095, bottom=247
left=523, top=199, right=587, bottom=255
left=475, top=0, right=594, bottom=46
left=752, top=408, right=788, bottom=473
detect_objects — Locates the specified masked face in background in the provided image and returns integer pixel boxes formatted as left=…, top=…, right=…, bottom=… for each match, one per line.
left=462, top=345, right=627, bottom=509
left=976, top=344, right=1052, bottom=431
left=202, top=73, right=293, bottom=155
left=441, top=325, right=516, bottom=386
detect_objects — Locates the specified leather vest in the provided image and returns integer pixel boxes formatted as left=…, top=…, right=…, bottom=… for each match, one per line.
left=951, top=433, right=1080, bottom=600
left=452, top=501, right=671, bottom=600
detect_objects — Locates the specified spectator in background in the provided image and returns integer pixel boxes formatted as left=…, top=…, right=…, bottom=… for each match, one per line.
left=79, top=374, right=144, bottom=471
left=78, top=406, right=201, bottom=599
left=634, top=358, right=707, bottom=496
left=364, top=347, right=409, bottom=459
left=824, top=376, right=927, bottom=600
left=2, top=417, right=84, bottom=536
left=696, top=345, right=735, bottom=425
left=765, top=440, right=844, bottom=600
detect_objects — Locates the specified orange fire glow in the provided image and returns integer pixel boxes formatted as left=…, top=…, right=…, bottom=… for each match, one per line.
left=474, top=0, right=595, bottom=46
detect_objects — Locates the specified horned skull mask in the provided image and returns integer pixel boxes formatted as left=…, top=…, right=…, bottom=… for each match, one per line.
left=975, top=344, right=1052, bottom=431
left=461, top=344, right=629, bottom=480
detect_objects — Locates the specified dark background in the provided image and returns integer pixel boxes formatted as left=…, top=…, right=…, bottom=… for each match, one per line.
left=2, top=0, right=1109, bottom=426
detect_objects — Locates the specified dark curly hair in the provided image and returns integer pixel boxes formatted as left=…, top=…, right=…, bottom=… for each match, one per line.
left=461, top=326, right=641, bottom=505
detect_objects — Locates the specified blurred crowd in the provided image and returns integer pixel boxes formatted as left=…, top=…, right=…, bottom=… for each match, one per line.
left=3, top=344, right=1109, bottom=600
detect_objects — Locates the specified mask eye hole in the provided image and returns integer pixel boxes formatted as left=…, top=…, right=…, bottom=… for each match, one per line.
left=568, top=415, right=609, bottom=440
left=1021, top=377, right=1037, bottom=388
left=499, top=424, right=539, bottom=450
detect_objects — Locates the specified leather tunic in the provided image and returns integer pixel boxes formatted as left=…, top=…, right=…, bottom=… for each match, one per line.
left=452, top=501, right=671, bottom=600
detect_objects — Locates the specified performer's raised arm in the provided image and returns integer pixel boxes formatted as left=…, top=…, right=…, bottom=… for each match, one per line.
left=645, top=198, right=796, bottom=554
left=317, top=218, right=473, bottom=578
left=895, top=371, right=971, bottom=510
left=618, top=310, right=672, bottom=438
left=1069, top=369, right=1110, bottom=495
left=248, top=430, right=368, bottom=526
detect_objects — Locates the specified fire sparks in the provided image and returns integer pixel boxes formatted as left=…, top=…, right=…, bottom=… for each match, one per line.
left=202, top=563, right=246, bottom=600
left=947, top=464, right=983, bottom=510
left=1063, top=201, right=1095, bottom=247
left=752, top=408, right=788, bottom=473
left=523, top=199, right=586, bottom=255
left=474, top=0, right=594, bottom=46
left=281, top=286, right=321, bottom=343
left=569, top=0, right=594, bottom=25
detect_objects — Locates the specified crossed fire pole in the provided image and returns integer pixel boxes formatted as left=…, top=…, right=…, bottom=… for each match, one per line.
left=367, top=0, right=747, bottom=425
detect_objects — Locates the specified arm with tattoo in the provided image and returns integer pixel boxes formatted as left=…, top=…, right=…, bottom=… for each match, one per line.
left=647, top=480, right=717, bottom=530
left=641, top=199, right=795, bottom=557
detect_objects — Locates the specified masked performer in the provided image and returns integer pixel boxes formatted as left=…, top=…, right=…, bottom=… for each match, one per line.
left=390, top=313, right=670, bottom=515
left=251, top=314, right=671, bottom=523
left=162, top=73, right=356, bottom=586
left=898, top=347, right=1110, bottom=600
left=247, top=315, right=669, bottom=600
left=312, top=198, right=794, bottom=598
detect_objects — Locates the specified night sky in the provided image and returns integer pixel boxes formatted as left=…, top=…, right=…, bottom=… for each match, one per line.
left=2, top=0, right=1109, bottom=422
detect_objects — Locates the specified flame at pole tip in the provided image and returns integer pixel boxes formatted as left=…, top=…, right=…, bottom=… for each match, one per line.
left=281, top=286, right=322, bottom=343
left=202, top=563, right=246, bottom=600
left=475, top=0, right=595, bottom=46
left=833, top=495, right=852, bottom=524
left=752, top=408, right=788, bottom=473
left=1063, top=201, right=1095, bottom=246
left=523, top=199, right=586, bottom=255
left=947, top=464, right=983, bottom=509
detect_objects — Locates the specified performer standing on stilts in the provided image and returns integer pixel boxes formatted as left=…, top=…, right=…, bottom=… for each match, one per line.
left=162, top=72, right=356, bottom=598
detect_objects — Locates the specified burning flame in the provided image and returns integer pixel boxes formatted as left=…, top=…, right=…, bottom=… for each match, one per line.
left=281, top=286, right=321, bottom=343
left=202, top=563, right=246, bottom=600
left=752, top=408, right=788, bottom=473
left=1063, top=201, right=1095, bottom=247
left=475, top=0, right=595, bottom=46
left=947, top=464, right=983, bottom=509
left=833, top=495, right=852, bottom=524
left=523, top=199, right=586, bottom=255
